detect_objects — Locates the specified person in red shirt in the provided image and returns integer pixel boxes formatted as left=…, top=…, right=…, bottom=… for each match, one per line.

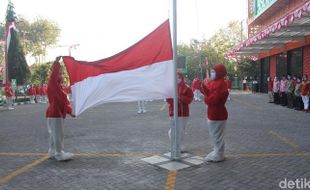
left=166, top=72, right=193, bottom=152
left=27, top=85, right=36, bottom=104
left=191, top=76, right=202, bottom=101
left=4, top=82, right=14, bottom=110
left=46, top=56, right=75, bottom=161
left=267, top=77, right=274, bottom=103
left=200, top=64, right=228, bottom=162
left=35, top=85, right=41, bottom=103
left=41, top=84, right=48, bottom=103
left=301, top=75, right=310, bottom=112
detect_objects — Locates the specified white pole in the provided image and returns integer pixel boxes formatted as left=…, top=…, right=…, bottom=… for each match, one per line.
left=171, top=0, right=180, bottom=160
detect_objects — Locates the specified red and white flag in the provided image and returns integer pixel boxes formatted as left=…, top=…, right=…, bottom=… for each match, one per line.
left=63, top=19, right=174, bottom=115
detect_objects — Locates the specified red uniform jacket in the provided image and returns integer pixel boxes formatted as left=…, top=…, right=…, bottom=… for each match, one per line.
left=301, top=81, right=310, bottom=96
left=39, top=86, right=47, bottom=96
left=200, top=64, right=228, bottom=121
left=28, top=87, right=36, bottom=96
left=46, top=62, right=72, bottom=118
left=191, top=78, right=201, bottom=91
left=167, top=72, right=193, bottom=117
left=4, top=84, right=14, bottom=97
left=35, top=86, right=40, bottom=95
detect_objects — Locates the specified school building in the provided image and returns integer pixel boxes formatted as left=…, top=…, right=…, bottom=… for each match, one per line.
left=228, top=0, right=310, bottom=92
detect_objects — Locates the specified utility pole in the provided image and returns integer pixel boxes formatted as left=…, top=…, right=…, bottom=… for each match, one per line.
left=241, top=20, right=243, bottom=42
left=68, top=44, right=80, bottom=56
left=58, top=43, right=80, bottom=56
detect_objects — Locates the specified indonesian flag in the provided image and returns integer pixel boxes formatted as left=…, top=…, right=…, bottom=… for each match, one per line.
left=2, top=22, right=17, bottom=85
left=63, top=19, right=174, bottom=116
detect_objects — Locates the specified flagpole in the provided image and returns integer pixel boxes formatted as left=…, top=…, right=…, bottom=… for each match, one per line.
left=171, top=0, right=181, bottom=160
left=3, top=24, right=8, bottom=85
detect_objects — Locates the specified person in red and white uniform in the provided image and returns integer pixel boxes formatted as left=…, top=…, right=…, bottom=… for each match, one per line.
left=200, top=64, right=229, bottom=162
left=4, top=82, right=14, bottom=110
left=46, top=56, right=75, bottom=161
left=166, top=72, right=193, bottom=152
left=301, top=75, right=310, bottom=112
left=41, top=84, right=48, bottom=103
left=27, top=85, right=36, bottom=104
left=34, top=85, right=40, bottom=103
left=191, top=77, right=201, bottom=101
left=191, top=76, right=202, bottom=101
left=267, top=77, right=274, bottom=103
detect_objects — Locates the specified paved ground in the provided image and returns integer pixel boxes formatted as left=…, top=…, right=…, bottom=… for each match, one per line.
left=0, top=92, right=310, bottom=190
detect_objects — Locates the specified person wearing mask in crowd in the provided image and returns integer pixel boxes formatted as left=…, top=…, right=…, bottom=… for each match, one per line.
left=267, top=77, right=273, bottom=103
left=293, top=75, right=298, bottom=86
left=46, top=56, right=75, bottom=161
left=286, top=74, right=295, bottom=109
left=191, top=76, right=202, bottom=101
left=279, top=75, right=288, bottom=106
left=200, top=64, right=228, bottom=162
left=35, top=85, right=41, bottom=103
left=273, top=76, right=280, bottom=104
left=301, top=75, right=310, bottom=112
left=166, top=71, right=193, bottom=152
left=27, top=85, right=36, bottom=104
left=4, top=82, right=14, bottom=110
left=294, top=77, right=303, bottom=111
left=41, top=84, right=48, bottom=103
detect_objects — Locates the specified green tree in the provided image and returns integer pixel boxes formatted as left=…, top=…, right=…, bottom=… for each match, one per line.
left=0, top=24, right=4, bottom=66
left=177, top=20, right=252, bottom=83
left=30, top=60, right=69, bottom=86
left=6, top=1, right=30, bottom=85
left=18, top=17, right=60, bottom=64
left=30, top=62, right=52, bottom=85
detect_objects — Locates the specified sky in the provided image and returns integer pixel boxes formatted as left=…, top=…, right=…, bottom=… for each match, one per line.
left=0, top=0, right=247, bottom=62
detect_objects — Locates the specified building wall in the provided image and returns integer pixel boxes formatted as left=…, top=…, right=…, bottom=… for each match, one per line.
left=304, top=45, right=310, bottom=76
left=267, top=45, right=310, bottom=78
left=270, top=55, right=276, bottom=78
left=248, top=0, right=306, bottom=36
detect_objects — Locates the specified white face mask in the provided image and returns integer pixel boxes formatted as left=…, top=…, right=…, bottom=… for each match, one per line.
left=177, top=78, right=182, bottom=84
left=210, top=70, right=216, bottom=80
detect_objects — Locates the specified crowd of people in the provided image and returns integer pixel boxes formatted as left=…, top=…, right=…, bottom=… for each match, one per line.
left=27, top=84, right=48, bottom=104
left=0, top=81, right=72, bottom=110
left=268, top=74, right=310, bottom=112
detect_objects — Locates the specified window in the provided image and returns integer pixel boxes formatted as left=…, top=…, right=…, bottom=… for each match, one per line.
left=260, top=57, right=270, bottom=93
left=288, top=48, right=303, bottom=77
left=276, top=52, right=287, bottom=77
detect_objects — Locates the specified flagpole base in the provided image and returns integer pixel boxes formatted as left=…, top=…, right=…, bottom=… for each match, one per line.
left=141, top=152, right=204, bottom=171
